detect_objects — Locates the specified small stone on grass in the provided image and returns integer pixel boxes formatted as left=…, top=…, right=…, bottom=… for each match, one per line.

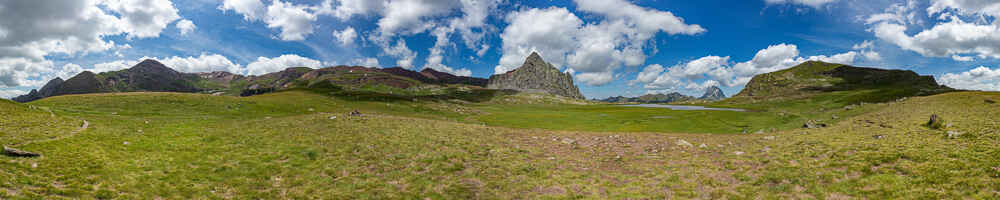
left=947, top=131, right=963, bottom=139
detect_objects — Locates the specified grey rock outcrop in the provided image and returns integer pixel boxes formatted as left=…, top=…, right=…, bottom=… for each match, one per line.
left=487, top=52, right=584, bottom=99
left=699, top=86, right=726, bottom=100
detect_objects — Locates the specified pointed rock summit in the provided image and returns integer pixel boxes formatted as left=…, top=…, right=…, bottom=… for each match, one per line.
left=699, top=86, right=726, bottom=100
left=487, top=52, right=585, bottom=99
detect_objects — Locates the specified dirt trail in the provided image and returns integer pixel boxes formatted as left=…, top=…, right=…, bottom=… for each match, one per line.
left=13, top=120, right=89, bottom=147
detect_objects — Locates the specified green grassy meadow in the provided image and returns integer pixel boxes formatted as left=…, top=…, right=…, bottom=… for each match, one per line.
left=2, top=90, right=998, bottom=199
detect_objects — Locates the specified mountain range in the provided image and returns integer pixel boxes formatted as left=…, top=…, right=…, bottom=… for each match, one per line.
left=12, top=58, right=953, bottom=105
left=598, top=85, right=727, bottom=103
left=13, top=53, right=590, bottom=103
left=12, top=59, right=491, bottom=103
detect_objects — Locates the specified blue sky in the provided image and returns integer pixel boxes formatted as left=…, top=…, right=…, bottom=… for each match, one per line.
left=2, top=0, right=999, bottom=99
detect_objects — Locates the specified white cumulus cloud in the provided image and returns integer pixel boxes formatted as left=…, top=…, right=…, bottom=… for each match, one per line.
left=220, top=0, right=318, bottom=41
left=351, top=57, right=380, bottom=68
left=0, top=89, right=27, bottom=99
left=333, top=27, right=358, bottom=46
left=633, top=64, right=665, bottom=85
left=0, top=58, right=55, bottom=87
left=498, top=0, right=705, bottom=86
left=496, top=7, right=582, bottom=74
left=148, top=53, right=242, bottom=73
left=383, top=39, right=417, bottom=68
left=103, top=0, right=182, bottom=39
left=265, top=0, right=317, bottom=41
left=223, top=0, right=500, bottom=73
left=634, top=43, right=866, bottom=94
left=927, top=0, right=1000, bottom=18
left=176, top=19, right=196, bottom=36
left=764, top=0, right=839, bottom=8
left=0, top=0, right=182, bottom=89
left=220, top=0, right=267, bottom=21
left=246, top=54, right=323, bottom=76
left=867, top=0, right=1000, bottom=60
left=939, top=66, right=1000, bottom=91
left=0, top=0, right=179, bottom=61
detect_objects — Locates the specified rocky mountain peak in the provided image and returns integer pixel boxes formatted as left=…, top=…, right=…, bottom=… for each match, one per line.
left=487, top=52, right=585, bottom=99
left=37, top=77, right=65, bottom=97
left=49, top=77, right=64, bottom=83
left=699, top=86, right=726, bottom=100
left=137, top=59, right=163, bottom=66
left=130, top=59, right=180, bottom=77
left=525, top=52, right=544, bottom=64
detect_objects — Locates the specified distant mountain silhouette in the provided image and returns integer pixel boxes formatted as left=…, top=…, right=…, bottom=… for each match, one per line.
left=13, top=60, right=488, bottom=102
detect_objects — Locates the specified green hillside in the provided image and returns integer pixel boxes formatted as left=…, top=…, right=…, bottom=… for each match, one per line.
left=0, top=99, right=81, bottom=146
left=729, top=61, right=953, bottom=104
left=2, top=89, right=997, bottom=199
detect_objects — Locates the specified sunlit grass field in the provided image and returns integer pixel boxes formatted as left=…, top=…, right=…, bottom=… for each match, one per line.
left=2, top=90, right=998, bottom=199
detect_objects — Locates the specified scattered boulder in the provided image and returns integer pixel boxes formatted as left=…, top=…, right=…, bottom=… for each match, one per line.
left=844, top=105, right=856, bottom=110
left=329, top=116, right=337, bottom=120
left=2, top=146, right=40, bottom=157
left=349, top=109, right=363, bottom=117
left=947, top=131, right=963, bottom=139
left=872, top=135, right=885, bottom=139
left=698, top=143, right=708, bottom=148
left=927, top=114, right=945, bottom=129
left=560, top=138, right=577, bottom=145
left=803, top=120, right=828, bottom=129
left=733, top=151, right=745, bottom=155
left=763, top=136, right=776, bottom=140
left=879, top=123, right=893, bottom=129
left=676, top=139, right=694, bottom=148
